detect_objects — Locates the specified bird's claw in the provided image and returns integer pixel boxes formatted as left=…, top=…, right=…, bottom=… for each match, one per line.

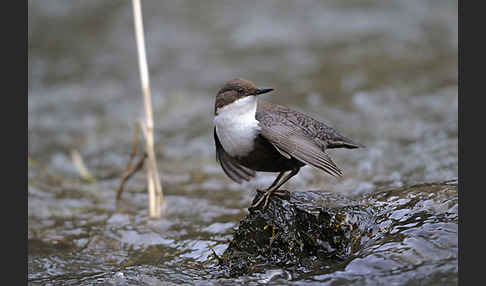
left=251, top=189, right=290, bottom=210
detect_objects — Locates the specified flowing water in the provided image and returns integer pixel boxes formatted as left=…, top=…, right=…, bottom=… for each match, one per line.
left=28, top=1, right=457, bottom=285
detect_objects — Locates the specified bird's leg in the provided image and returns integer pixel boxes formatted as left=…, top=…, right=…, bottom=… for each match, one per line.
left=252, top=167, right=300, bottom=209
left=256, top=171, right=286, bottom=193
left=262, top=168, right=299, bottom=208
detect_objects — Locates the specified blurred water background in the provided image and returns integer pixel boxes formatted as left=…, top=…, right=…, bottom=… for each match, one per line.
left=28, top=1, right=457, bottom=285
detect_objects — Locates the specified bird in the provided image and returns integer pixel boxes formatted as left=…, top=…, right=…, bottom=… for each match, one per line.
left=213, top=78, right=364, bottom=209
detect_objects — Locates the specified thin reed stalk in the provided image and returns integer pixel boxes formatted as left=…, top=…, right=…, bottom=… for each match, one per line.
left=132, top=0, right=164, bottom=218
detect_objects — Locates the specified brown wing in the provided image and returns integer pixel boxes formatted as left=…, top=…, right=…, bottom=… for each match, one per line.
left=257, top=100, right=364, bottom=150
left=259, top=123, right=343, bottom=178
left=214, top=128, right=256, bottom=183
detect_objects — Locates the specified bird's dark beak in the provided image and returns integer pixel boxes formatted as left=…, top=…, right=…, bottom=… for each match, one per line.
left=255, top=88, right=274, bottom=95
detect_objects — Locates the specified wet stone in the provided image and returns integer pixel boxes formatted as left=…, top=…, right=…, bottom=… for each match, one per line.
left=218, top=181, right=457, bottom=280
left=219, top=190, right=379, bottom=276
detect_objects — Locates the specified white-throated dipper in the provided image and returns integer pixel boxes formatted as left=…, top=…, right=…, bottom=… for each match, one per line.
left=213, top=78, right=364, bottom=209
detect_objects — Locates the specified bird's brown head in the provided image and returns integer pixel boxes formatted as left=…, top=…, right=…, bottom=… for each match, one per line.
left=214, top=78, right=273, bottom=114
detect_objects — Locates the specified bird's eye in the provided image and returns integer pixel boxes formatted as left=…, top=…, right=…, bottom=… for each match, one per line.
left=237, top=87, right=244, bottom=93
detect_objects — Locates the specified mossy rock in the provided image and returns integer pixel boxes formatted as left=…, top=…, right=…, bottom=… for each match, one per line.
left=219, top=190, right=378, bottom=276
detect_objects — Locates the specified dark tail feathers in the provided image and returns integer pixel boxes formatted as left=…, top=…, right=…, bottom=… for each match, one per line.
left=327, top=136, right=365, bottom=149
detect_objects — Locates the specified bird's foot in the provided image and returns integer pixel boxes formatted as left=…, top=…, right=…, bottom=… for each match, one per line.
left=251, top=189, right=290, bottom=210
left=256, top=188, right=288, bottom=196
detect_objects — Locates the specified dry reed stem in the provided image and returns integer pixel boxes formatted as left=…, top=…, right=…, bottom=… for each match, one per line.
left=116, top=153, right=147, bottom=201
left=116, top=122, right=142, bottom=200
left=70, top=149, right=95, bottom=182
left=132, top=0, right=164, bottom=218
left=125, top=122, right=140, bottom=171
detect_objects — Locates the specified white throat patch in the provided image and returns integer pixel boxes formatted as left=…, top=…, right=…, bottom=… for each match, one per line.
left=214, top=96, right=260, bottom=157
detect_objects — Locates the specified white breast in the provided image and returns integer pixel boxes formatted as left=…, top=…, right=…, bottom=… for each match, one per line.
left=214, top=96, right=260, bottom=157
